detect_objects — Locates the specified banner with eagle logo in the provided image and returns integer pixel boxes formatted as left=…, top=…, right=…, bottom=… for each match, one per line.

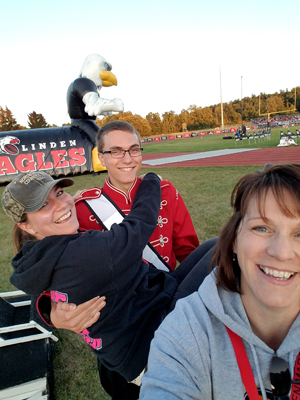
left=0, top=126, right=95, bottom=182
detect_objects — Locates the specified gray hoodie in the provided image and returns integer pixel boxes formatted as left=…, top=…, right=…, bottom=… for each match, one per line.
left=140, top=270, right=300, bottom=400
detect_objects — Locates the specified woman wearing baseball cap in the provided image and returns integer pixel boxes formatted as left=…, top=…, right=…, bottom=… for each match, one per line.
left=2, top=170, right=210, bottom=385
left=2, top=172, right=76, bottom=251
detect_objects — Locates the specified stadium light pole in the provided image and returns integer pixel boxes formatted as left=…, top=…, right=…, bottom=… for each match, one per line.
left=220, top=67, right=224, bottom=133
left=241, top=76, right=243, bottom=123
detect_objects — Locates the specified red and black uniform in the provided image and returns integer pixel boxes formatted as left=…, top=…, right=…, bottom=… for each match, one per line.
left=75, top=177, right=199, bottom=271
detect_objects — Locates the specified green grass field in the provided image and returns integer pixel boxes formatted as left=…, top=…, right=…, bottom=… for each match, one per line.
left=0, top=127, right=296, bottom=399
left=141, top=126, right=298, bottom=153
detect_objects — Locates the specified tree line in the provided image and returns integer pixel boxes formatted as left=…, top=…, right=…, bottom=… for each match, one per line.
left=1, top=87, right=299, bottom=136
left=0, top=108, right=51, bottom=131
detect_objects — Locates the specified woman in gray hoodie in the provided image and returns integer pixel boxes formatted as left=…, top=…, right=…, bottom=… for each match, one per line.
left=140, top=163, right=300, bottom=400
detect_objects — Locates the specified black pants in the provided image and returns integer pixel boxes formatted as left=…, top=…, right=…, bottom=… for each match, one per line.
left=98, top=238, right=217, bottom=400
left=98, top=359, right=140, bottom=400
left=170, top=237, right=217, bottom=309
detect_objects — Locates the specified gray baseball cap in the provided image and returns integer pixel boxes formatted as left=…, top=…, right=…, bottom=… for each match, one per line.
left=2, top=171, right=74, bottom=223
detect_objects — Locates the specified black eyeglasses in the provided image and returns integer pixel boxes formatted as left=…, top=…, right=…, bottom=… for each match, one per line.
left=101, top=148, right=143, bottom=159
left=270, top=356, right=300, bottom=398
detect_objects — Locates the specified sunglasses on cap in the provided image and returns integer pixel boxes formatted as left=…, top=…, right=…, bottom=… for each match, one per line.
left=270, top=356, right=300, bottom=398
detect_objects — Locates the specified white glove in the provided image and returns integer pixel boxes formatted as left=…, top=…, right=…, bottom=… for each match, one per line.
left=83, top=92, right=124, bottom=116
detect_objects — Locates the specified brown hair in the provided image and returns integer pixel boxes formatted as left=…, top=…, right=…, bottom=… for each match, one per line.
left=213, top=163, right=300, bottom=292
left=96, top=121, right=141, bottom=152
left=12, top=214, right=36, bottom=254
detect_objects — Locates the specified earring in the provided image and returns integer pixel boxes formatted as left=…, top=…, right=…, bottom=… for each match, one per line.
left=233, top=253, right=237, bottom=262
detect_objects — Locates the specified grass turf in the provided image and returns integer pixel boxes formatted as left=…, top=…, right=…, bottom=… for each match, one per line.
left=142, top=126, right=300, bottom=153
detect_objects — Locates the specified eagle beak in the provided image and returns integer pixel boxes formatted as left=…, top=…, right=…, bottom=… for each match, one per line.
left=100, top=70, right=118, bottom=87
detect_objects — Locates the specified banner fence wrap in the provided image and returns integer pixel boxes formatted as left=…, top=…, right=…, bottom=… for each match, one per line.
left=0, top=126, right=94, bottom=183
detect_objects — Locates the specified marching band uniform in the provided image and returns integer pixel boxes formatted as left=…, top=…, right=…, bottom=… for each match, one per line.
left=75, top=177, right=199, bottom=271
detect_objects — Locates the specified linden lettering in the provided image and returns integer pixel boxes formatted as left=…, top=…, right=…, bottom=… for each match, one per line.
left=21, top=140, right=76, bottom=151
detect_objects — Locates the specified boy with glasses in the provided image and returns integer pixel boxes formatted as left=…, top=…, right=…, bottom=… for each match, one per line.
left=75, top=120, right=199, bottom=272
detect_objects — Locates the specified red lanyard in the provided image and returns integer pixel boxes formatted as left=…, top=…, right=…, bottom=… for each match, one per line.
left=226, top=326, right=300, bottom=400
left=291, top=354, right=300, bottom=400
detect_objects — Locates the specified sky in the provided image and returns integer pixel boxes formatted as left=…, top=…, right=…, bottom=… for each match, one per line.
left=0, top=0, right=299, bottom=127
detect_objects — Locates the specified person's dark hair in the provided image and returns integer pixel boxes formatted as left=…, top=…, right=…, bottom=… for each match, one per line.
left=12, top=214, right=36, bottom=254
left=96, top=121, right=141, bottom=152
left=213, top=163, right=300, bottom=293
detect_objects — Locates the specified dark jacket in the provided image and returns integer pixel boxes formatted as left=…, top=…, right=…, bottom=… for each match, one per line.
left=10, top=173, right=180, bottom=381
left=67, top=77, right=97, bottom=120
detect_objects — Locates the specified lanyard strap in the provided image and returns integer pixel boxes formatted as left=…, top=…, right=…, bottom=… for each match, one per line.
left=226, top=326, right=300, bottom=400
left=226, top=326, right=260, bottom=400
left=291, top=353, right=300, bottom=400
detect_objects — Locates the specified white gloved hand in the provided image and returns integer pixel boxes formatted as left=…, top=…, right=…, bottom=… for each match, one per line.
left=83, top=92, right=124, bottom=116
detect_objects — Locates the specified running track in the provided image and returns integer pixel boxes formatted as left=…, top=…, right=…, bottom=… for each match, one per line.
left=142, top=147, right=300, bottom=167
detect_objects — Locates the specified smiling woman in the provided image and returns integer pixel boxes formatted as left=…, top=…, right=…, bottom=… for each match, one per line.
left=234, top=189, right=300, bottom=342
left=140, top=163, right=300, bottom=400
left=1, top=172, right=77, bottom=251
left=19, top=185, right=79, bottom=240
left=1, top=170, right=216, bottom=390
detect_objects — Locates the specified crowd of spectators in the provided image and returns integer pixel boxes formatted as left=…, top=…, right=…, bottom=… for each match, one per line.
left=251, top=114, right=300, bottom=129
